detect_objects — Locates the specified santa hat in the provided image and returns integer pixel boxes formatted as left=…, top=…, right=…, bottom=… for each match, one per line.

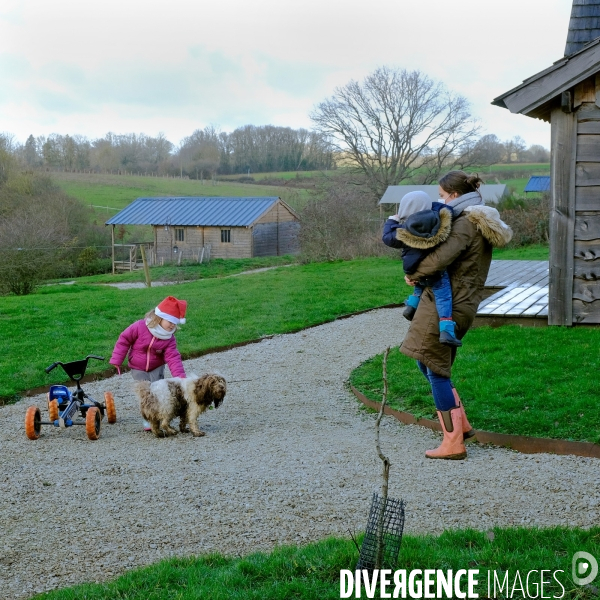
left=155, top=296, right=187, bottom=325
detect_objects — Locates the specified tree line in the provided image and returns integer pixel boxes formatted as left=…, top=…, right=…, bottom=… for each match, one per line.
left=5, top=125, right=335, bottom=179
left=3, top=65, right=548, bottom=199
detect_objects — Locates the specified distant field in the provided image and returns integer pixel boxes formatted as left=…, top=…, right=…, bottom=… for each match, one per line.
left=499, top=176, right=529, bottom=195
left=475, top=163, right=550, bottom=174
left=219, top=170, right=328, bottom=182
left=219, top=163, right=551, bottom=196
left=470, top=163, right=550, bottom=196
left=49, top=163, right=550, bottom=230
left=50, top=172, right=309, bottom=212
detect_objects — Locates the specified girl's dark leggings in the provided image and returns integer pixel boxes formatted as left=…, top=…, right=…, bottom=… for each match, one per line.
left=416, top=360, right=456, bottom=411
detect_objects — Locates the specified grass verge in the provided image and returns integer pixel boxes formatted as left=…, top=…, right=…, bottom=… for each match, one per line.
left=350, top=326, right=600, bottom=443
left=492, top=244, right=548, bottom=260
left=33, top=527, right=600, bottom=599
left=1, top=257, right=408, bottom=400
left=62, top=255, right=298, bottom=285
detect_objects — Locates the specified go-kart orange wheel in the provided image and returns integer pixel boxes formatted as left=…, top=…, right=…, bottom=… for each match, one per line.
left=48, top=399, right=59, bottom=422
left=86, top=407, right=101, bottom=440
left=25, top=406, right=41, bottom=440
left=104, top=391, right=117, bottom=424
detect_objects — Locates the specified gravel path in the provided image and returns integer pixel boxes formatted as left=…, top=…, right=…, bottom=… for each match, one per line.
left=1, top=308, right=598, bottom=599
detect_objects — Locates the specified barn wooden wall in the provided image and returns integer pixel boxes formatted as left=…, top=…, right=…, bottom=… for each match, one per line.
left=154, top=226, right=253, bottom=260
left=252, top=202, right=300, bottom=257
left=551, top=76, right=600, bottom=324
left=151, top=201, right=300, bottom=261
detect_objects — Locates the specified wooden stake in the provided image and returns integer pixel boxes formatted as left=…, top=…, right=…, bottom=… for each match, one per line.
left=375, top=346, right=391, bottom=569
left=140, top=245, right=152, bottom=288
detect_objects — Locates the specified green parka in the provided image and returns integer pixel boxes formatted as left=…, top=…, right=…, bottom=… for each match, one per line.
left=400, top=205, right=512, bottom=377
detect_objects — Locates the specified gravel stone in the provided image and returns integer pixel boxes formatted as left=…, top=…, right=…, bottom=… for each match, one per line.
left=1, top=307, right=598, bottom=599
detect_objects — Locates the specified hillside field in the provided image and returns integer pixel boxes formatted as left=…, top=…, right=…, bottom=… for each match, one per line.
left=50, top=171, right=309, bottom=214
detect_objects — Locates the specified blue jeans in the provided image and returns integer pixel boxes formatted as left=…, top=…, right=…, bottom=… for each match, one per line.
left=412, top=270, right=453, bottom=319
left=417, top=360, right=456, bottom=411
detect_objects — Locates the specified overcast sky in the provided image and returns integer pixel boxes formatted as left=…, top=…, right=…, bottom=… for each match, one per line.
left=0, top=0, right=573, bottom=148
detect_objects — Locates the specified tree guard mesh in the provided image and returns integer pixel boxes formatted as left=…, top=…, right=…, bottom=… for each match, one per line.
left=356, top=492, right=405, bottom=573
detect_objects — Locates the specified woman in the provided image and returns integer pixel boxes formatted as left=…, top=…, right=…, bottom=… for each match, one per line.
left=397, top=171, right=512, bottom=459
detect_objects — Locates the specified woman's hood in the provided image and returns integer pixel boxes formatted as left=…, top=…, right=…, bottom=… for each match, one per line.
left=464, top=205, right=513, bottom=247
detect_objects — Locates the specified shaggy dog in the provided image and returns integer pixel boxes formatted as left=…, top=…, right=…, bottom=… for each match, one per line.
left=135, top=373, right=226, bottom=438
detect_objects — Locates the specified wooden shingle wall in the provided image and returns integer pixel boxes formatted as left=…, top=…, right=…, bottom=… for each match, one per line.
left=553, top=75, right=600, bottom=323
left=252, top=202, right=300, bottom=256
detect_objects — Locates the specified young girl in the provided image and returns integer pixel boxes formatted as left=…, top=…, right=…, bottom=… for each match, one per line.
left=110, top=296, right=187, bottom=430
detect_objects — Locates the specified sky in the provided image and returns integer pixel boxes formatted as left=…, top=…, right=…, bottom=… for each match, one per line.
left=0, top=0, right=574, bottom=149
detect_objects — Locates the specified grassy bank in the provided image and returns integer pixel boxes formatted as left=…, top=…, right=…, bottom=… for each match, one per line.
left=350, top=325, right=600, bottom=443
left=33, top=527, right=600, bottom=599
left=1, top=257, right=409, bottom=400
left=50, top=171, right=308, bottom=212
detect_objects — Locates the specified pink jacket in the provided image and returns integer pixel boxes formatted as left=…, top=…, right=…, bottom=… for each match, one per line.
left=109, top=319, right=186, bottom=377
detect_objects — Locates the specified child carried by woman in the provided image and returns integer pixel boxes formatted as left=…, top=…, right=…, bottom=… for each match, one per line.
left=382, top=190, right=461, bottom=347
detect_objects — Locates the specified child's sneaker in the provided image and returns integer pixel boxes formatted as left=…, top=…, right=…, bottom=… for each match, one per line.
left=403, top=295, right=420, bottom=321
left=143, top=420, right=152, bottom=432
left=403, top=305, right=417, bottom=321
left=439, top=320, right=462, bottom=347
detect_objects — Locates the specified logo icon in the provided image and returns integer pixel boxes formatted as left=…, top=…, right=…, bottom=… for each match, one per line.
left=572, top=551, right=598, bottom=586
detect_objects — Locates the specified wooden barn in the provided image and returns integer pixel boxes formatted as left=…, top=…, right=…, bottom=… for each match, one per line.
left=493, top=0, right=600, bottom=325
left=106, top=197, right=300, bottom=269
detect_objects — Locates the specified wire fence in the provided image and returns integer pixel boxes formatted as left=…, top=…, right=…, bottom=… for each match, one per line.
left=356, top=492, right=406, bottom=574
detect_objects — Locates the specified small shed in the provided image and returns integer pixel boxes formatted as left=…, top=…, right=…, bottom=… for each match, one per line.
left=106, top=197, right=300, bottom=268
left=379, top=184, right=508, bottom=209
left=492, top=0, right=600, bottom=325
left=524, top=176, right=551, bottom=194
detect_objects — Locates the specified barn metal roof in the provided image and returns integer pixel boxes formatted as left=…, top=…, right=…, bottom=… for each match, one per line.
left=105, top=197, right=282, bottom=227
left=524, top=176, right=551, bottom=193
left=379, top=184, right=508, bottom=205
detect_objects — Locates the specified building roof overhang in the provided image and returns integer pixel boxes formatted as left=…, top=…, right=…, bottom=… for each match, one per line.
left=492, top=37, right=600, bottom=121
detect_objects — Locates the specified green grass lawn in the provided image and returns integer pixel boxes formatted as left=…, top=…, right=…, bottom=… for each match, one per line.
left=51, top=172, right=309, bottom=212
left=350, top=325, right=600, bottom=443
left=33, top=527, right=600, bottom=599
left=492, top=244, right=549, bottom=260
left=1, top=257, right=409, bottom=401
left=65, top=255, right=298, bottom=285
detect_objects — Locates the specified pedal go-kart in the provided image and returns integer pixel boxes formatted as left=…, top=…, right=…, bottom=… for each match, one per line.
left=25, top=355, right=116, bottom=441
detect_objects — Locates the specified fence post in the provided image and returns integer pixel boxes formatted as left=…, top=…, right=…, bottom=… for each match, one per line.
left=140, top=245, right=152, bottom=288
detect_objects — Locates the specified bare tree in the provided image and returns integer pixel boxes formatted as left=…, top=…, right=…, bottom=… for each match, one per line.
left=468, top=134, right=505, bottom=166
left=298, top=174, right=392, bottom=261
left=522, top=144, right=550, bottom=163
left=310, top=66, right=480, bottom=200
left=503, top=136, right=527, bottom=163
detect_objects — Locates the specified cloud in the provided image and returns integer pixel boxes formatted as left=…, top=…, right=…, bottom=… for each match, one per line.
left=0, top=0, right=574, bottom=146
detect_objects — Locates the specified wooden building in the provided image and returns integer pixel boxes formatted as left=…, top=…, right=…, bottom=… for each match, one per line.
left=493, top=0, right=600, bottom=325
left=106, top=197, right=300, bottom=268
